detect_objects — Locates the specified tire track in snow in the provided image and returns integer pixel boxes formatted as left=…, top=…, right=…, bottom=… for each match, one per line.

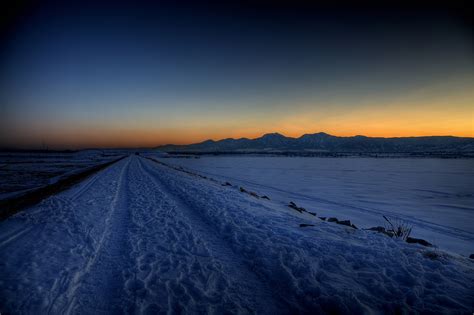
left=0, top=157, right=130, bottom=314
left=50, top=157, right=132, bottom=314
left=134, top=156, right=283, bottom=313
left=0, top=164, right=116, bottom=252
left=67, top=170, right=103, bottom=201
left=0, top=225, right=33, bottom=247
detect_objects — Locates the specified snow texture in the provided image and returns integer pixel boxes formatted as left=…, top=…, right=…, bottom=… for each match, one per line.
left=0, top=155, right=473, bottom=314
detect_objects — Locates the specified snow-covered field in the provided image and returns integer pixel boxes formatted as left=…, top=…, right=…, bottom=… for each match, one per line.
left=160, top=156, right=474, bottom=256
left=0, top=155, right=473, bottom=314
left=0, top=150, right=125, bottom=199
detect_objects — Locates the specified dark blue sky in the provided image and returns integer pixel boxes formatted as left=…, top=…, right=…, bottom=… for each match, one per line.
left=1, top=1, right=472, bottom=148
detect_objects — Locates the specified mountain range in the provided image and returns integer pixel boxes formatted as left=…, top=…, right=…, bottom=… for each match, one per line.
left=156, top=132, right=474, bottom=153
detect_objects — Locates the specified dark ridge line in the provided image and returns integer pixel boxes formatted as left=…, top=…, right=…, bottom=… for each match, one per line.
left=0, top=155, right=127, bottom=221
left=158, top=151, right=474, bottom=159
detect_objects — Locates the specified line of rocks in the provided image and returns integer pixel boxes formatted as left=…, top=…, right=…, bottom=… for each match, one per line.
left=146, top=158, right=272, bottom=201
left=239, top=187, right=262, bottom=199
left=287, top=201, right=358, bottom=229
left=288, top=201, right=317, bottom=216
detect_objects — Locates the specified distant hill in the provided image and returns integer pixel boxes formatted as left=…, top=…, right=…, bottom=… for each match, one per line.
left=156, top=132, right=474, bottom=154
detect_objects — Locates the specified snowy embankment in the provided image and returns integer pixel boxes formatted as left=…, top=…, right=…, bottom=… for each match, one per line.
left=160, top=156, right=474, bottom=256
left=0, top=155, right=473, bottom=314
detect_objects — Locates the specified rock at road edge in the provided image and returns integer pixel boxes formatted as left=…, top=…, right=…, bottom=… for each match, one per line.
left=406, top=237, right=432, bottom=247
left=366, top=226, right=386, bottom=233
left=336, top=220, right=357, bottom=229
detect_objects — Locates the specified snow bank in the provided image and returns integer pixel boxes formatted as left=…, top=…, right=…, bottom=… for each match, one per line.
left=162, top=156, right=474, bottom=255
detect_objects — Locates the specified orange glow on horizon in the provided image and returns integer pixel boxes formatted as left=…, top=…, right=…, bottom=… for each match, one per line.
left=5, top=124, right=473, bottom=149
left=2, top=89, right=473, bottom=148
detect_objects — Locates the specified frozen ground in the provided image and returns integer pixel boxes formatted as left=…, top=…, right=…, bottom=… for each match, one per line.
left=0, top=150, right=125, bottom=199
left=160, top=156, right=474, bottom=255
left=0, top=155, right=473, bottom=314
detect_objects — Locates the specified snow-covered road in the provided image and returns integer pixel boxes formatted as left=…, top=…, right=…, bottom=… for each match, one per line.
left=1, top=156, right=473, bottom=314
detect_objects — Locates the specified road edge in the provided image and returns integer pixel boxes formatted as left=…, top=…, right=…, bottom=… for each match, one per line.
left=0, top=155, right=128, bottom=220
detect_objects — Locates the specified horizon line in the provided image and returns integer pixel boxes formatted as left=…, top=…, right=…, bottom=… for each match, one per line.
left=2, top=131, right=473, bottom=151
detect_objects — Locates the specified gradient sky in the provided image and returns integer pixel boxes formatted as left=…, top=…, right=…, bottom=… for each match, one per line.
left=0, top=1, right=473, bottom=148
